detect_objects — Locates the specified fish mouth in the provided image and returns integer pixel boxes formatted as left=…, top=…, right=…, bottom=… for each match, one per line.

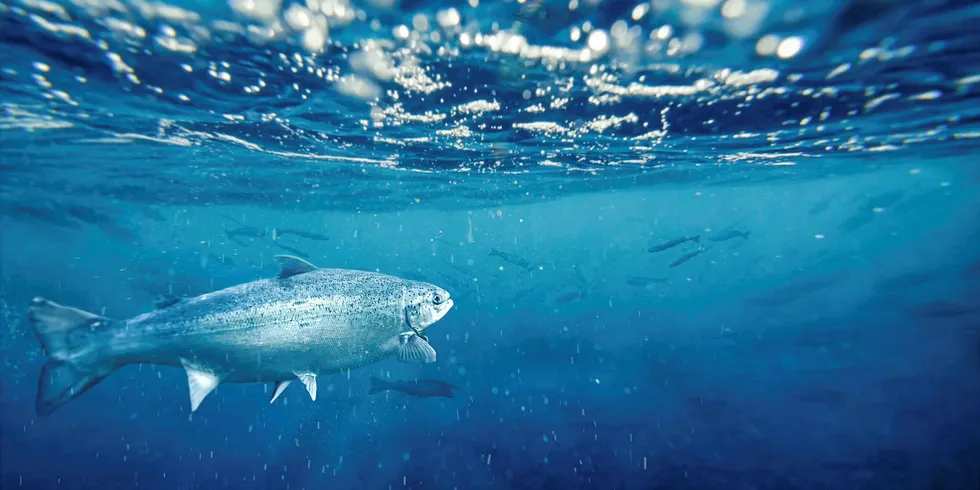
left=433, top=298, right=454, bottom=323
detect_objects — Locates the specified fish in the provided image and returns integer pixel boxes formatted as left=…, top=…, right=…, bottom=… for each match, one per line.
left=489, top=248, right=535, bottom=271
left=554, top=291, right=582, bottom=304
left=141, top=206, right=166, bottom=222
left=809, top=196, right=835, bottom=215
left=225, top=226, right=267, bottom=240
left=840, top=190, right=907, bottom=232
left=669, top=247, right=704, bottom=268
left=274, top=228, right=329, bottom=242
left=745, top=272, right=848, bottom=306
left=368, top=376, right=457, bottom=398
left=874, top=271, right=935, bottom=293
left=906, top=301, right=977, bottom=319
left=27, top=255, right=454, bottom=416
left=707, top=229, right=750, bottom=242
left=648, top=235, right=700, bottom=253
left=627, top=276, right=667, bottom=288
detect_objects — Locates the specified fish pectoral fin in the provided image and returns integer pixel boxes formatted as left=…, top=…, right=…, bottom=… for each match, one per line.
left=181, top=360, right=220, bottom=412
left=274, top=255, right=318, bottom=279
left=270, top=380, right=292, bottom=404
left=396, top=332, right=437, bottom=365
left=294, top=372, right=317, bottom=401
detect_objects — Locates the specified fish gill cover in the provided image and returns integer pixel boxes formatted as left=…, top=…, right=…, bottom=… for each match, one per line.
left=1, top=0, right=980, bottom=488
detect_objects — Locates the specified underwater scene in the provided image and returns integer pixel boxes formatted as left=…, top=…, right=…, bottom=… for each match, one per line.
left=2, top=0, right=980, bottom=488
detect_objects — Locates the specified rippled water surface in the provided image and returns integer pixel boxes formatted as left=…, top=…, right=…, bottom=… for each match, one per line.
left=2, top=0, right=980, bottom=488
left=3, top=0, right=979, bottom=209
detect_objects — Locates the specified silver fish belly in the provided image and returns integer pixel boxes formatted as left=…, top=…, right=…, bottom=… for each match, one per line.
left=28, top=255, right=454, bottom=415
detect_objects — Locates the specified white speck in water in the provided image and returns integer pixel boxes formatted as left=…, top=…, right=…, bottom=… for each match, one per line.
left=587, top=30, right=609, bottom=53
left=777, top=37, right=804, bottom=59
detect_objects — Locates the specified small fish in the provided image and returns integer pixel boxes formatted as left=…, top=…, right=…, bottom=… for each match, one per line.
left=446, top=261, right=476, bottom=279
left=225, top=226, right=267, bottom=240
left=227, top=235, right=250, bottom=248
left=839, top=212, right=874, bottom=232
left=274, top=228, right=329, bottom=242
left=906, top=301, right=977, bottom=319
left=554, top=291, right=583, bottom=304
left=875, top=271, right=934, bottom=293
left=745, top=272, right=847, bottom=306
left=648, top=235, right=700, bottom=253
left=141, top=207, right=166, bottom=222
left=27, top=255, right=454, bottom=416
left=669, top=247, right=704, bottom=268
left=368, top=377, right=457, bottom=398
left=707, top=230, right=750, bottom=242
left=489, top=248, right=535, bottom=271
left=627, top=276, right=666, bottom=288
left=809, top=196, right=835, bottom=215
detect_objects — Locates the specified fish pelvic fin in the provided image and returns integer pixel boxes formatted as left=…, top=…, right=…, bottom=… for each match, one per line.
left=270, top=380, right=292, bottom=404
left=396, top=332, right=437, bottom=365
left=368, top=376, right=389, bottom=395
left=181, top=359, right=220, bottom=412
left=29, top=297, right=118, bottom=416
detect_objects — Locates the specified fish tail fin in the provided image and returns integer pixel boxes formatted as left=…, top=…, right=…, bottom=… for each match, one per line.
left=741, top=230, right=751, bottom=239
left=368, top=376, right=389, bottom=395
left=29, top=297, right=118, bottom=416
left=692, top=235, right=701, bottom=243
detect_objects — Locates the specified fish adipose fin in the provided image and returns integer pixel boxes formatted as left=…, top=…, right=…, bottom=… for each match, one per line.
left=270, top=380, right=292, bottom=404
left=29, top=297, right=118, bottom=416
left=274, top=255, right=317, bottom=279
left=154, top=294, right=182, bottom=309
left=295, top=372, right=317, bottom=400
left=368, top=376, right=390, bottom=395
left=181, top=360, right=220, bottom=412
left=396, top=332, right=437, bottom=365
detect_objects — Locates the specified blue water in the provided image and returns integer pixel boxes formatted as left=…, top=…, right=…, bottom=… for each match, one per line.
left=2, top=0, right=980, bottom=488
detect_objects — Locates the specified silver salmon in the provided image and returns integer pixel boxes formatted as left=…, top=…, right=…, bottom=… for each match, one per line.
left=28, top=255, right=454, bottom=415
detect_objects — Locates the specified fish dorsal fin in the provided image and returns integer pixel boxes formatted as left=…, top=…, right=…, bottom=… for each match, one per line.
left=275, top=255, right=317, bottom=279
left=270, top=379, right=292, bottom=404
left=396, top=332, right=437, bottom=365
left=154, top=294, right=182, bottom=309
left=295, top=372, right=317, bottom=401
left=181, top=360, right=220, bottom=412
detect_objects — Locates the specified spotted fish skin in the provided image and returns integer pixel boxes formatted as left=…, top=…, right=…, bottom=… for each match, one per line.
left=28, top=256, right=454, bottom=415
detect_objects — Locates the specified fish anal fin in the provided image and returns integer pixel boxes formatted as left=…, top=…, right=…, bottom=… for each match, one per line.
left=270, top=379, right=292, bottom=404
left=181, top=359, right=220, bottom=412
left=275, top=255, right=317, bottom=279
left=396, top=332, right=437, bottom=365
left=295, top=372, right=317, bottom=401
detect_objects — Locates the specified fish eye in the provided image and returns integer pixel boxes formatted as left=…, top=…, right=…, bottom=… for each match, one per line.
left=433, top=294, right=443, bottom=304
